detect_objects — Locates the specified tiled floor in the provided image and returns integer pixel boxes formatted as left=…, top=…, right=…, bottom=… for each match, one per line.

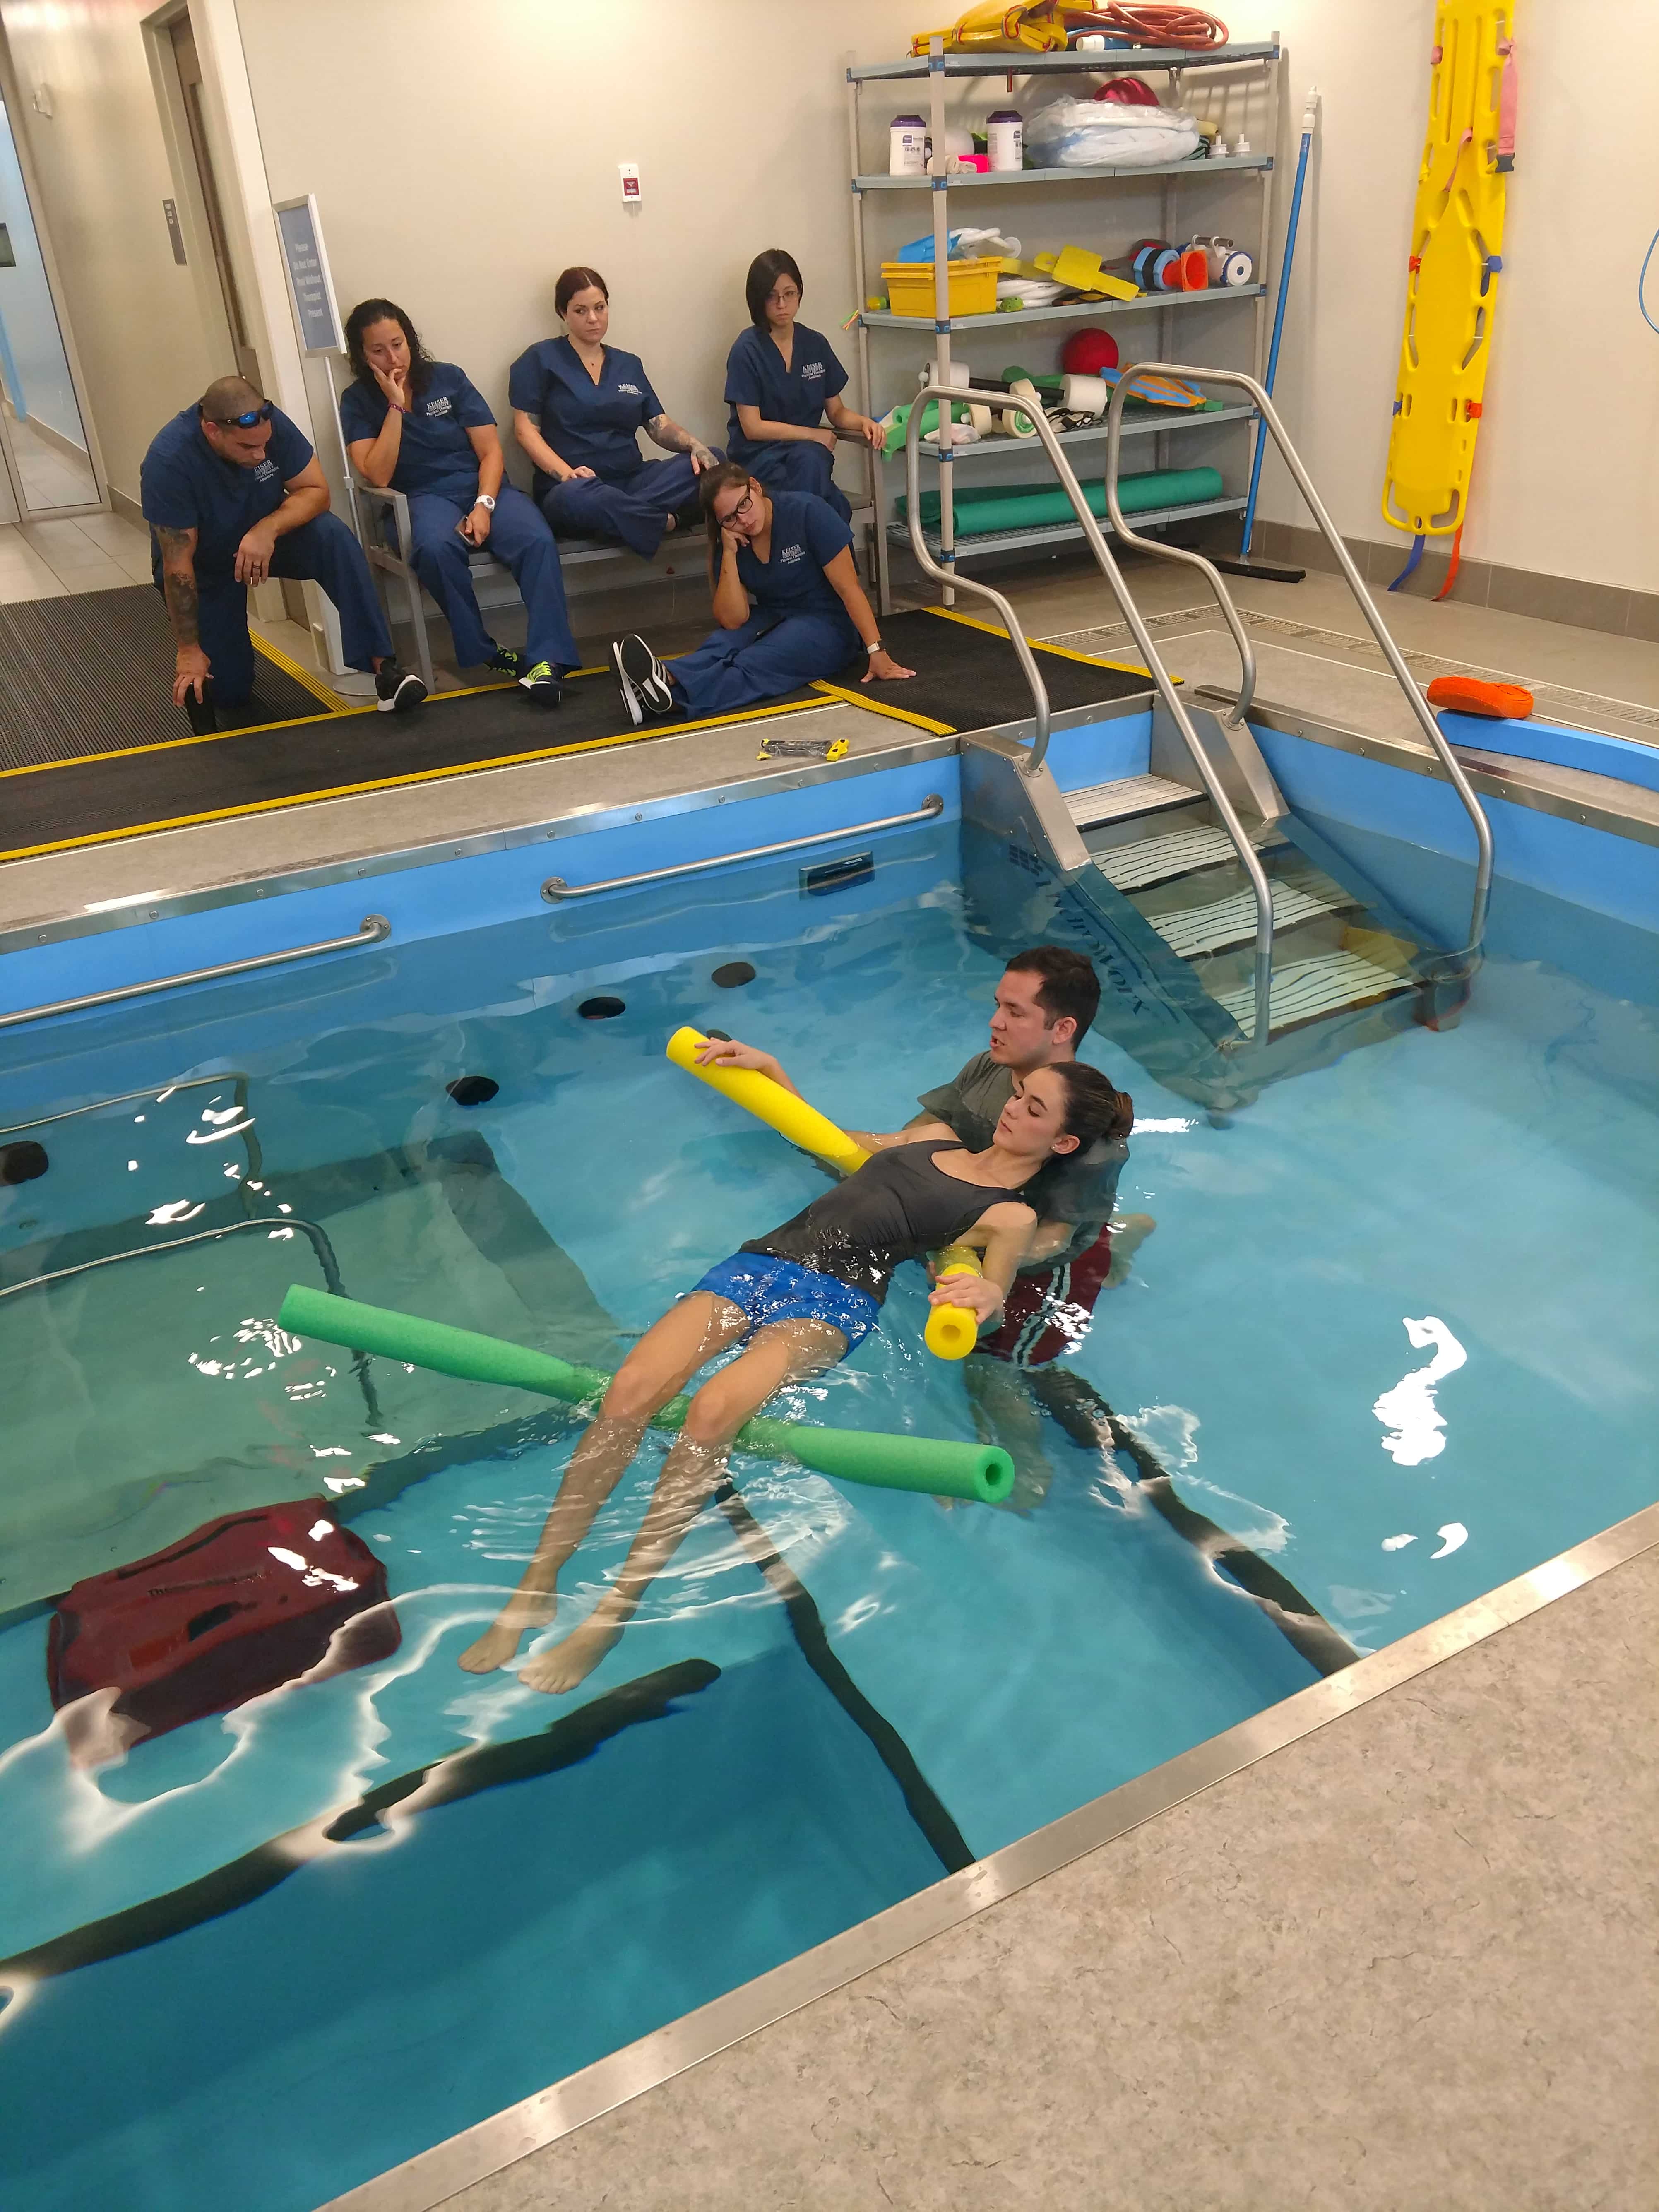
left=0, top=508, right=153, bottom=602
left=2, top=406, right=98, bottom=510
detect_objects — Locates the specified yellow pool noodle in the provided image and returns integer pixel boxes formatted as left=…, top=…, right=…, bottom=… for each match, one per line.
left=925, top=1243, right=984, bottom=1361
left=666, top=1028, right=870, bottom=1175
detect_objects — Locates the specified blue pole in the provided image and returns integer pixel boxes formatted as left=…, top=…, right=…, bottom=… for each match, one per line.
left=1242, top=88, right=1318, bottom=557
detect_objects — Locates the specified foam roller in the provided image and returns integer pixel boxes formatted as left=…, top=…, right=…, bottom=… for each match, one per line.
left=279, top=1286, right=1015, bottom=1505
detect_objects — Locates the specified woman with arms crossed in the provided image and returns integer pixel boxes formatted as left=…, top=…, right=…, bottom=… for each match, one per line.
left=609, top=460, right=911, bottom=724
left=341, top=299, right=579, bottom=704
left=459, top=1051, right=1124, bottom=1693
left=509, top=267, right=722, bottom=562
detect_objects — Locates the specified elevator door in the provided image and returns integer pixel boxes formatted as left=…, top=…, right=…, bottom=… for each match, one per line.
left=169, top=14, right=259, bottom=385
left=0, top=93, right=99, bottom=515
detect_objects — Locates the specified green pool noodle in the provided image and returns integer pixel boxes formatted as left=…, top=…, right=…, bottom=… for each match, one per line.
left=279, top=1285, right=1014, bottom=1505
left=899, top=463, right=1224, bottom=538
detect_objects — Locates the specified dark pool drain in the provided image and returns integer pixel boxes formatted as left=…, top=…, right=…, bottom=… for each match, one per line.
left=446, top=1076, right=499, bottom=1107
left=0, top=1141, right=48, bottom=1184
left=712, top=961, right=755, bottom=988
left=578, top=995, right=627, bottom=1021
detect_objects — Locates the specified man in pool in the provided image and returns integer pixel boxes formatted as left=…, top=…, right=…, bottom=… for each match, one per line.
left=908, top=947, right=1154, bottom=1505
left=458, top=1055, right=1125, bottom=1693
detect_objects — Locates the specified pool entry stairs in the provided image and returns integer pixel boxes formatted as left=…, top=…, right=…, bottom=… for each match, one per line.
left=902, top=364, right=1496, bottom=1113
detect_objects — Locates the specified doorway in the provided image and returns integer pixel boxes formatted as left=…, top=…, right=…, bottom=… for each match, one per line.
left=0, top=89, right=99, bottom=518
left=167, top=12, right=258, bottom=386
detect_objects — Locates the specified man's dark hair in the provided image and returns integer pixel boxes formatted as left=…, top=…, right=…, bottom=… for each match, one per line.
left=745, top=247, right=805, bottom=329
left=343, top=298, right=434, bottom=399
left=1006, top=946, right=1100, bottom=1039
left=199, top=374, right=264, bottom=422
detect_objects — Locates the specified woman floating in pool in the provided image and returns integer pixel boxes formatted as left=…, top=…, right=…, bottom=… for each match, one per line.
left=459, top=1046, right=1125, bottom=1693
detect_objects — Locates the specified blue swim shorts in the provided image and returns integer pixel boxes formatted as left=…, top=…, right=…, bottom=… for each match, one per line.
left=692, top=1252, right=879, bottom=1351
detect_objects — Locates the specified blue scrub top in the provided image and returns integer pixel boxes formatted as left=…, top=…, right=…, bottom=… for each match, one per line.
left=736, top=489, right=855, bottom=619
left=724, top=322, right=848, bottom=458
left=506, top=337, right=663, bottom=495
left=140, top=402, right=313, bottom=580
left=338, top=361, right=494, bottom=502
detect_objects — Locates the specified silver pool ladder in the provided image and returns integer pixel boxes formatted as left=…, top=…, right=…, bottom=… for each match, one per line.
left=903, top=370, right=1495, bottom=1044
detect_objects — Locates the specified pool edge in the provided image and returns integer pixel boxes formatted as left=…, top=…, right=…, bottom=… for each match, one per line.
left=317, top=1495, right=1659, bottom=2212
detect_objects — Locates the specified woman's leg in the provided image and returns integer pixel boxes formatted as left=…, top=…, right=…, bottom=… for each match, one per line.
left=406, top=491, right=496, bottom=668
left=488, top=486, right=580, bottom=672
left=668, top=609, right=860, bottom=718
left=519, top=1315, right=845, bottom=1693
left=746, top=439, right=851, bottom=521
left=457, top=1291, right=747, bottom=1672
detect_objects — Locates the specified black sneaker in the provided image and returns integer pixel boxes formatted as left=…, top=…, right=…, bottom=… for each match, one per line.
left=486, top=647, right=524, bottom=680
left=610, top=635, right=675, bottom=727
left=182, top=684, right=217, bottom=736
left=518, top=660, right=564, bottom=707
left=375, top=661, right=428, bottom=713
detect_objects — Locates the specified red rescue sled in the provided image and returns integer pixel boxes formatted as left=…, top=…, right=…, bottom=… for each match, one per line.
left=48, top=1500, right=399, bottom=1742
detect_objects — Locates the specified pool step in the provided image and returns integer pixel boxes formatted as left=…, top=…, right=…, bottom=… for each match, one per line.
left=1144, top=868, right=1357, bottom=959
left=1093, top=822, right=1250, bottom=891
left=1064, top=774, right=1197, bottom=831
left=1208, top=949, right=1414, bottom=1033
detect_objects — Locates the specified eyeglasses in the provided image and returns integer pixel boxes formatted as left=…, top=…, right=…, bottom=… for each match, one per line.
left=207, top=403, right=274, bottom=428
left=720, top=486, right=759, bottom=529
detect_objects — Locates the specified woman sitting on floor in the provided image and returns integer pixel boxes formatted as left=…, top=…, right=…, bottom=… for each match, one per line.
left=340, top=298, right=578, bottom=705
left=459, top=1048, right=1125, bottom=1693
left=608, top=461, right=913, bottom=725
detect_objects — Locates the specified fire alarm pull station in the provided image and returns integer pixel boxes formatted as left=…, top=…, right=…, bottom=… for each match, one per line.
left=619, top=163, right=641, bottom=204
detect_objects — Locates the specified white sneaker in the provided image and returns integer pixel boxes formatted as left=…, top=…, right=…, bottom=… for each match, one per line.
left=610, top=634, right=674, bottom=725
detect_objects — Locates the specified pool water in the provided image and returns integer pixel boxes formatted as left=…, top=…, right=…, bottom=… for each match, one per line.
left=1, top=822, right=1655, bottom=2211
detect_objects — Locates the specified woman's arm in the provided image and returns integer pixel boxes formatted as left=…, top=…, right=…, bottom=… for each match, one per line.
left=350, top=368, right=409, bottom=488
left=733, top=402, right=835, bottom=451
left=820, top=546, right=915, bottom=683
left=457, top=425, right=505, bottom=546
left=646, top=411, right=719, bottom=470
left=691, top=1036, right=803, bottom=1098
left=824, top=394, right=885, bottom=450
left=710, top=526, right=750, bottom=629
left=512, top=407, right=594, bottom=484
left=928, top=1203, right=1036, bottom=1324
left=844, top=1120, right=954, bottom=1154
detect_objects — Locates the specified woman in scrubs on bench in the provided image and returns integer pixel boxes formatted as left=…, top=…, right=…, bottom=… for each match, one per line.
left=724, top=249, right=882, bottom=523
left=341, top=299, right=578, bottom=704
left=509, top=267, right=723, bottom=562
left=608, top=461, right=912, bottom=725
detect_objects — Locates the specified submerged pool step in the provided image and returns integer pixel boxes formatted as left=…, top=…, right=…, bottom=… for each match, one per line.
left=1092, top=823, right=1245, bottom=891
left=1065, top=774, right=1197, bottom=830
left=1209, top=950, right=1413, bottom=1033
left=1147, top=870, right=1357, bottom=960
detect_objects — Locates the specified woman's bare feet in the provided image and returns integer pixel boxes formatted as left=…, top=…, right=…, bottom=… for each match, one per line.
left=457, top=1593, right=557, bottom=1674
left=1106, top=1212, right=1156, bottom=1288
left=517, top=1613, right=623, bottom=1694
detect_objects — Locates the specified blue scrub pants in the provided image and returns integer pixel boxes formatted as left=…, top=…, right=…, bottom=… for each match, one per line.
left=408, top=484, right=579, bottom=672
left=668, top=606, right=861, bottom=717
left=193, top=513, right=390, bottom=708
left=737, top=439, right=853, bottom=524
left=540, top=452, right=723, bottom=560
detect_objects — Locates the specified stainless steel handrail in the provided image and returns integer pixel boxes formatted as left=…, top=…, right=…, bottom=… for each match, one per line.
left=1105, top=364, right=1495, bottom=959
left=906, top=377, right=1275, bottom=1042
left=0, top=915, right=392, bottom=1032
left=903, top=394, right=1053, bottom=772
left=0, top=1213, right=384, bottom=1426
left=541, top=796, right=944, bottom=900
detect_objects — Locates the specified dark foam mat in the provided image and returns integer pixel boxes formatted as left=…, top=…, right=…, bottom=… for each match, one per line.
left=0, top=606, right=1153, bottom=865
left=0, top=584, right=334, bottom=769
left=822, top=608, right=1154, bottom=730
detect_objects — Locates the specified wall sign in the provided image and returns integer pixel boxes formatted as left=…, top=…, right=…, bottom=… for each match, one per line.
left=273, top=193, right=343, bottom=354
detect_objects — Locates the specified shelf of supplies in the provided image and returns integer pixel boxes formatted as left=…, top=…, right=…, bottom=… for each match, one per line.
left=853, top=153, right=1272, bottom=191
left=891, top=494, right=1246, bottom=561
left=904, top=400, right=1258, bottom=465
left=861, top=282, right=1264, bottom=332
left=848, top=43, right=1279, bottom=82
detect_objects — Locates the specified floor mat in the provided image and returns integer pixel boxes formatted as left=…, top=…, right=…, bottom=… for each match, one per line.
left=0, top=585, right=340, bottom=768
left=0, top=606, right=1154, bottom=866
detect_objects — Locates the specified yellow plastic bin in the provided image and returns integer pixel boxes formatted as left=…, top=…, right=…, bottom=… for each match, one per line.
left=879, top=257, right=1002, bottom=319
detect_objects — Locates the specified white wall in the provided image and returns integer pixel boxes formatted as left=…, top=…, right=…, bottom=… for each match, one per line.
left=0, top=0, right=226, bottom=505
left=230, top=0, right=1658, bottom=596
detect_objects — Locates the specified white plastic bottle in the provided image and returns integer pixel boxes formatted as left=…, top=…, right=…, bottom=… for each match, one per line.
left=890, top=114, right=928, bottom=176
left=987, top=108, right=1024, bottom=172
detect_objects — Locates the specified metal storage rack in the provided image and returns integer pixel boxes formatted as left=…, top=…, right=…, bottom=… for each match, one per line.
left=844, top=35, right=1285, bottom=611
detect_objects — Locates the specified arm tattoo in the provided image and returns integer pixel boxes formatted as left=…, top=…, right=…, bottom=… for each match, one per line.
left=156, top=527, right=200, bottom=647
left=648, top=413, right=714, bottom=464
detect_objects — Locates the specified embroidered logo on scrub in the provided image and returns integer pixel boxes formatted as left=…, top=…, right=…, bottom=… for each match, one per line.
left=253, top=459, right=278, bottom=481
left=617, top=382, right=642, bottom=396
left=425, top=396, right=452, bottom=416
left=777, top=543, right=805, bottom=565
left=801, top=362, right=825, bottom=379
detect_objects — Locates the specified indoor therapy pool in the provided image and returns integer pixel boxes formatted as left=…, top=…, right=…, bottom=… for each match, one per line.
left=1, top=683, right=1655, bottom=2207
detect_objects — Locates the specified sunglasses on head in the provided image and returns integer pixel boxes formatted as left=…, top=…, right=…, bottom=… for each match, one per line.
left=208, top=403, right=274, bottom=428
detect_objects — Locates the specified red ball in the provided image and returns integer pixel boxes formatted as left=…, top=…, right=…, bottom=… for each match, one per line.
left=1061, top=327, right=1120, bottom=376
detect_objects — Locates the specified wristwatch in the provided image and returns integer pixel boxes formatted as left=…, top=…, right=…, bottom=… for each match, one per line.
left=866, top=639, right=884, bottom=655
left=474, top=494, right=496, bottom=512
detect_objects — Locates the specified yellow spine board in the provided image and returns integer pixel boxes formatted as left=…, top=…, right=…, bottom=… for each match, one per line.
left=1381, top=1, right=1516, bottom=537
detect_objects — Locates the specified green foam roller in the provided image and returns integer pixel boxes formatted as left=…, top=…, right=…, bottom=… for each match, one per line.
left=279, top=1285, right=1013, bottom=1505
left=899, top=464, right=1224, bottom=539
